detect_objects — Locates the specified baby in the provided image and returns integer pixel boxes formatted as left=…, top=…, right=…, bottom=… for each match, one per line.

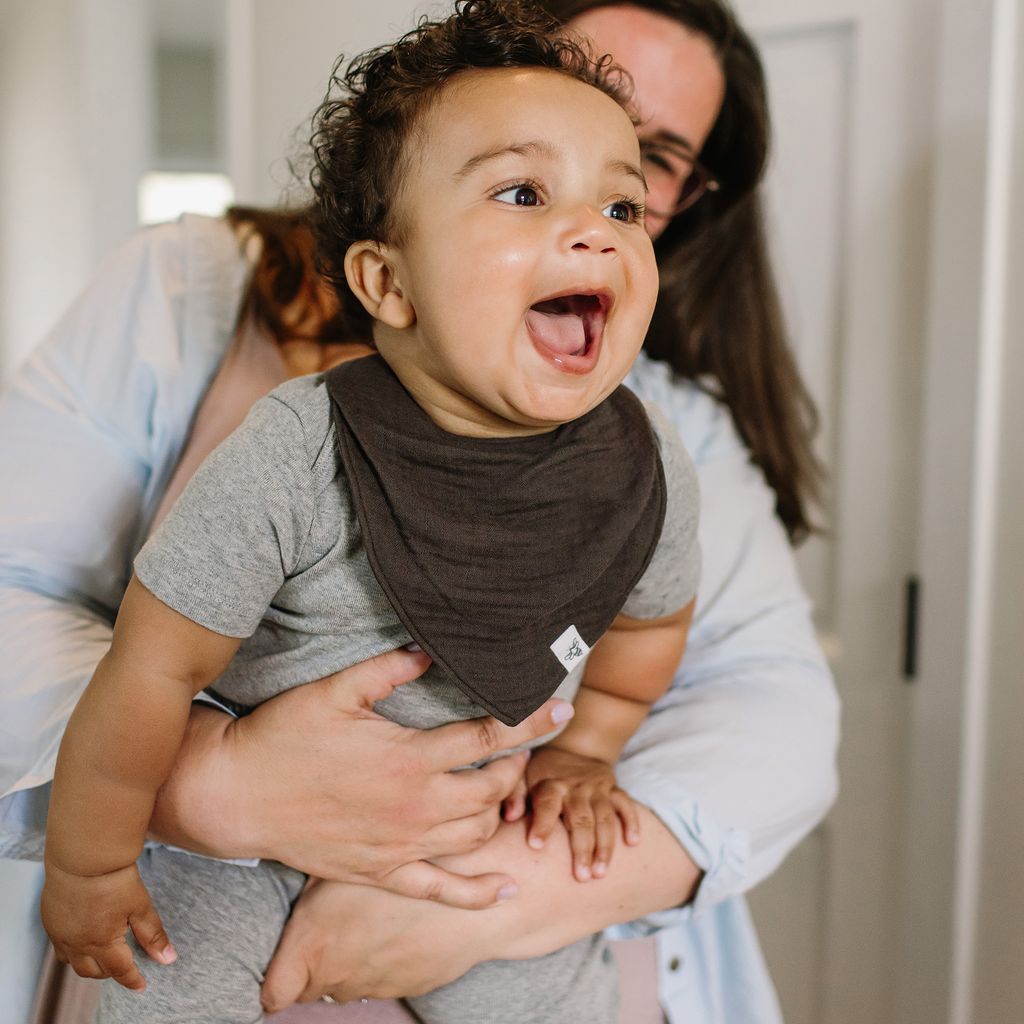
left=41, top=3, right=700, bottom=1023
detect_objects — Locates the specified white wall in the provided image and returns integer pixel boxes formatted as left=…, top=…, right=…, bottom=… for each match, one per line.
left=228, top=0, right=445, bottom=205
left=0, top=4, right=150, bottom=1018
left=0, top=0, right=92, bottom=379
left=0, top=0, right=148, bottom=377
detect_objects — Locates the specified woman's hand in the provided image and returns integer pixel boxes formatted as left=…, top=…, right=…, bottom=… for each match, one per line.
left=149, top=647, right=572, bottom=908
left=261, top=811, right=702, bottom=1012
left=261, top=877, right=490, bottom=1011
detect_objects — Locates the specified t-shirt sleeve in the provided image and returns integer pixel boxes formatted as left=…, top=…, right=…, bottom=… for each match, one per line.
left=621, top=401, right=701, bottom=620
left=133, top=393, right=314, bottom=637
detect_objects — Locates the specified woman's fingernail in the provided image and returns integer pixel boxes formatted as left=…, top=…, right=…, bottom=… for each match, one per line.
left=529, top=836, right=545, bottom=849
left=498, top=883, right=519, bottom=902
left=404, top=642, right=423, bottom=652
left=593, top=862, right=606, bottom=878
left=551, top=703, right=574, bottom=724
left=160, top=945, right=178, bottom=964
left=576, top=864, right=592, bottom=881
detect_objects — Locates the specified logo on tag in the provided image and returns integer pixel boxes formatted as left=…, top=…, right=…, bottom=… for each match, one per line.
left=549, top=625, right=591, bottom=673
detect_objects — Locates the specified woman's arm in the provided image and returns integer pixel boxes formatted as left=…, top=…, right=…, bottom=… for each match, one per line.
left=261, top=810, right=700, bottom=1010
left=613, top=383, right=839, bottom=915
left=0, top=220, right=228, bottom=822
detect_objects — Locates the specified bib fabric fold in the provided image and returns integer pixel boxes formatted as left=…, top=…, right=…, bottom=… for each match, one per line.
left=325, top=355, right=666, bottom=726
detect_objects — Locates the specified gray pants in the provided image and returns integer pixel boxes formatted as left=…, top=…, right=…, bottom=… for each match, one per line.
left=94, top=846, right=617, bottom=1024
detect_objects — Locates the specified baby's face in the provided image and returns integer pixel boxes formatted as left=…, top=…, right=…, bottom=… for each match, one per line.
left=375, top=67, right=658, bottom=437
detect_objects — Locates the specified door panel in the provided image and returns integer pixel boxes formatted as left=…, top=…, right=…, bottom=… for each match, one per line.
left=737, top=2, right=940, bottom=1022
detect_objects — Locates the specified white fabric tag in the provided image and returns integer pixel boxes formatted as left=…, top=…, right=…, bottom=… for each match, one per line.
left=549, top=624, right=591, bottom=673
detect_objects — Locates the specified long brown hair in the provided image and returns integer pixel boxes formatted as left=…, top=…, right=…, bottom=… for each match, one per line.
left=543, top=0, right=822, bottom=541
left=225, top=206, right=353, bottom=346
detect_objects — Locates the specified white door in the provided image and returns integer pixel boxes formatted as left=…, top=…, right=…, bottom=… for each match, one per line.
left=734, top=1, right=942, bottom=1022
left=227, top=2, right=949, bottom=1021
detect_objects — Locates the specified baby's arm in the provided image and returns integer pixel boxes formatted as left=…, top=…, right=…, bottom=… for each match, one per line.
left=524, top=598, right=695, bottom=880
left=41, top=577, right=242, bottom=992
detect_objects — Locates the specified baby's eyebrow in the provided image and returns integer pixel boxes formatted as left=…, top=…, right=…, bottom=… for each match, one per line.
left=608, top=159, right=648, bottom=193
left=453, top=140, right=558, bottom=179
left=453, top=142, right=648, bottom=193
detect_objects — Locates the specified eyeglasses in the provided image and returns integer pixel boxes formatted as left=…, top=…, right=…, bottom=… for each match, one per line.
left=639, top=139, right=720, bottom=218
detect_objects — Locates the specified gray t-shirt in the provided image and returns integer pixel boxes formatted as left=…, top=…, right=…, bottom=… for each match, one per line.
left=134, top=373, right=700, bottom=730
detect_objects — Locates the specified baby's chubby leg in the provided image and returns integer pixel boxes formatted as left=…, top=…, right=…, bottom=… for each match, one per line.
left=406, top=932, right=618, bottom=1024
left=94, top=846, right=304, bottom=1024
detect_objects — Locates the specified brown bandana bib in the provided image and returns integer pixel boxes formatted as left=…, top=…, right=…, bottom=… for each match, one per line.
left=325, top=355, right=666, bottom=726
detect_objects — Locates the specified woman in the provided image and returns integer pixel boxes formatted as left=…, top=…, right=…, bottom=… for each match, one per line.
left=0, top=2, right=837, bottom=1022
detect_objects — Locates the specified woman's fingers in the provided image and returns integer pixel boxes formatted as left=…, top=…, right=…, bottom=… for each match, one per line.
left=503, top=772, right=529, bottom=822
left=419, top=804, right=504, bottom=860
left=166, top=649, right=565, bottom=883
left=435, top=750, right=529, bottom=820
left=380, top=860, right=518, bottom=909
left=321, top=646, right=433, bottom=713
left=261, top=936, right=314, bottom=1013
left=418, top=699, right=573, bottom=773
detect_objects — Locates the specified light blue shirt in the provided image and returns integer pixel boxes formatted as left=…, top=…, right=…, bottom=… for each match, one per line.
left=0, top=215, right=839, bottom=1023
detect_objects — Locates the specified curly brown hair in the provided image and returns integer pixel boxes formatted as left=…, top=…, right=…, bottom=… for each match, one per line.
left=306, top=0, right=632, bottom=333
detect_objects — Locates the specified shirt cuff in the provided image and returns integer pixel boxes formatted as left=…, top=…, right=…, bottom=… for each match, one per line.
left=144, top=839, right=260, bottom=869
left=192, top=691, right=240, bottom=716
left=605, top=764, right=751, bottom=938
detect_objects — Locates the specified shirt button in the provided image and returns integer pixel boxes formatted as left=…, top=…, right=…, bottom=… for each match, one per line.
left=668, top=956, right=683, bottom=972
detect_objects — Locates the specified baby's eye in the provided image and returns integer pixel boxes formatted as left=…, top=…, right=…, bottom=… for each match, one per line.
left=602, top=200, right=642, bottom=223
left=492, top=185, right=541, bottom=206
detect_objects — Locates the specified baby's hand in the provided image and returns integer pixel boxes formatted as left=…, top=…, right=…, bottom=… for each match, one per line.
left=40, top=862, right=177, bottom=991
left=524, top=747, right=640, bottom=882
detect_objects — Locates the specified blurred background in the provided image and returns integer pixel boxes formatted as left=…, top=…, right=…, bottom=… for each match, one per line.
left=0, top=1, right=1021, bottom=1023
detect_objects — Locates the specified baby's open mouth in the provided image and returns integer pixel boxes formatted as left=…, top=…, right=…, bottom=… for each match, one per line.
left=524, top=292, right=609, bottom=361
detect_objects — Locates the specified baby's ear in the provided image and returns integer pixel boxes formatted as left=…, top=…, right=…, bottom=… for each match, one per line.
left=344, top=241, right=415, bottom=329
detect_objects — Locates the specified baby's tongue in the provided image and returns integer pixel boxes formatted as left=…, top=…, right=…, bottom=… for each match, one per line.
left=525, top=305, right=586, bottom=356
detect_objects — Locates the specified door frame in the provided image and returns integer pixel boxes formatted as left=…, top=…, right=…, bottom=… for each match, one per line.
left=896, top=1, right=1019, bottom=1022
left=740, top=1, right=942, bottom=1020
